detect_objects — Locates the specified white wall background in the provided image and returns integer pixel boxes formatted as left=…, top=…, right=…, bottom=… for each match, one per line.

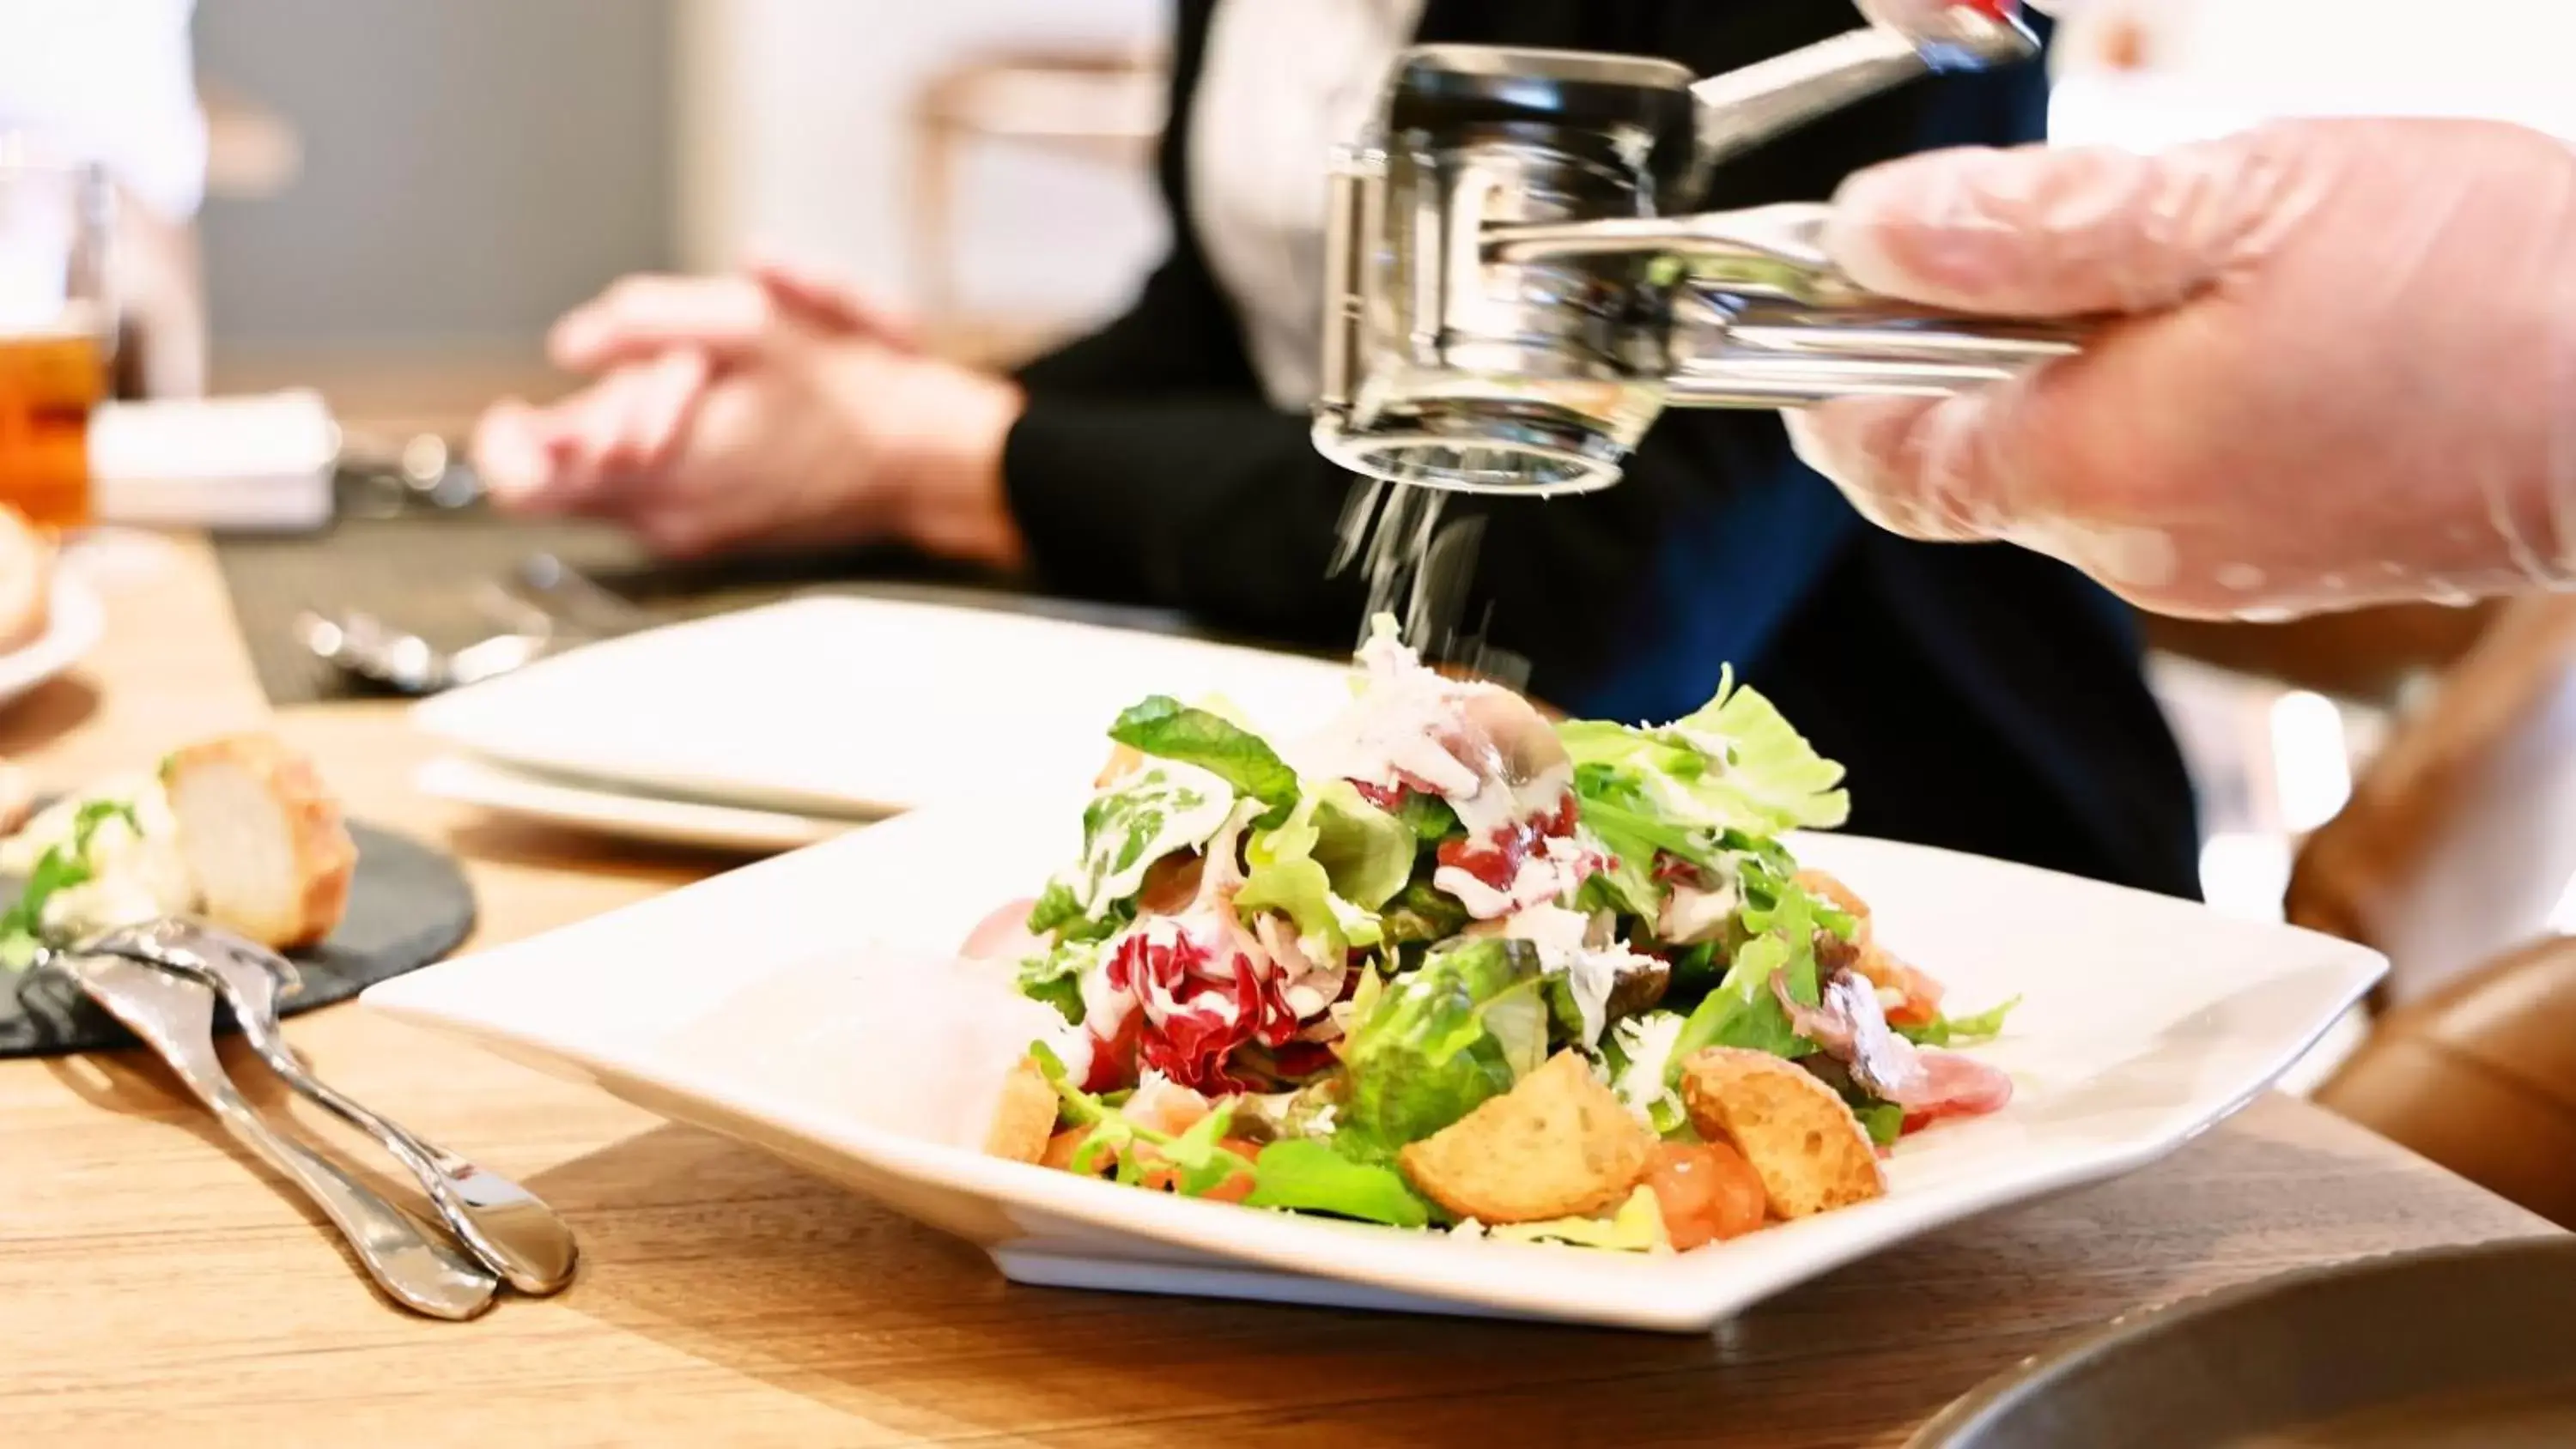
left=2052, top=0, right=2576, bottom=146
left=673, top=0, right=1170, bottom=328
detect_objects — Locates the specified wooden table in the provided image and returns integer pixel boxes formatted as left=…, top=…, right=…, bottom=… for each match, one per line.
left=0, top=536, right=2557, bottom=1447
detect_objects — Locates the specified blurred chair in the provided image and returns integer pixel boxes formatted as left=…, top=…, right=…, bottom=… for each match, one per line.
left=2257, top=594, right=2576, bottom=1228
left=908, top=45, right=1164, bottom=365
left=2317, top=935, right=2576, bottom=1228
left=2283, top=596, right=2576, bottom=1006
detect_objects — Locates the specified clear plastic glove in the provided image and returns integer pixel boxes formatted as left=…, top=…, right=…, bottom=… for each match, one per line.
left=1786, top=118, right=2576, bottom=620
left=471, top=265, right=1024, bottom=565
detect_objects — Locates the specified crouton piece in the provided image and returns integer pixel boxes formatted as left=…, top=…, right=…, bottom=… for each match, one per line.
left=985, top=1056, right=1060, bottom=1163
left=1679, top=1047, right=1886, bottom=1220
left=1094, top=743, right=1146, bottom=789
left=161, top=734, right=356, bottom=949
left=1399, top=1051, right=1656, bottom=1225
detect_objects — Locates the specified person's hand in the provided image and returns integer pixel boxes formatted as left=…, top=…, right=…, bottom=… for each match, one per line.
left=1785, top=118, right=2576, bottom=619
left=472, top=267, right=1026, bottom=566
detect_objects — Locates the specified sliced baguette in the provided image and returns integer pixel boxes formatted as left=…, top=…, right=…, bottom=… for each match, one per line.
left=161, top=734, right=357, bottom=949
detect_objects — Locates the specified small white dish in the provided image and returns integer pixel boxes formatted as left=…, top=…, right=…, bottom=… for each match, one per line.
left=366, top=800, right=2385, bottom=1333
left=416, top=755, right=851, bottom=854
left=410, top=597, right=1357, bottom=817
left=0, top=576, right=104, bottom=712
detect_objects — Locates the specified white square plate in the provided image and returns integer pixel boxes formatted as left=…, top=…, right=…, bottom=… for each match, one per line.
left=408, top=597, right=1357, bottom=818
left=365, top=803, right=2383, bottom=1333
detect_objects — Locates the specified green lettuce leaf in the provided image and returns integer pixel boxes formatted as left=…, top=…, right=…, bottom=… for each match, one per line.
left=1016, top=939, right=1097, bottom=1025
left=1236, top=783, right=1413, bottom=960
left=1028, top=1043, right=1257, bottom=1196
left=1852, top=1100, right=1905, bottom=1146
left=1559, top=668, right=1848, bottom=846
left=1334, top=939, right=1546, bottom=1163
left=1036, top=766, right=1234, bottom=938
left=1243, top=1138, right=1431, bottom=1228
left=1661, top=667, right=1850, bottom=833
left=1664, top=876, right=1826, bottom=1079
left=1309, top=784, right=1415, bottom=910
left=1394, top=791, right=1461, bottom=844
left=1897, top=995, right=2022, bottom=1047
left=1109, top=696, right=1298, bottom=824
left=1379, top=879, right=1469, bottom=948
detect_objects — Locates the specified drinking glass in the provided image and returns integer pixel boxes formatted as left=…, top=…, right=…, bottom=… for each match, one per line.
left=0, top=143, right=113, bottom=527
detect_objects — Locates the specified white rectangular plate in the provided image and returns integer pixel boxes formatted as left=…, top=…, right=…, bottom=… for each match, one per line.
left=366, top=799, right=2385, bottom=1332
left=0, top=576, right=102, bottom=713
left=416, top=755, right=850, bottom=855
left=409, top=597, right=1357, bottom=816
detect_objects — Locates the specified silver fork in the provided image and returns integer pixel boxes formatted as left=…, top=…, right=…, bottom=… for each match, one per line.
left=295, top=609, right=548, bottom=695
left=87, top=919, right=580, bottom=1294
left=47, top=949, right=500, bottom=1319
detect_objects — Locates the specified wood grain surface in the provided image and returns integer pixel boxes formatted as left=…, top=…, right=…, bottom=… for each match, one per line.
left=0, top=534, right=2556, bottom=1447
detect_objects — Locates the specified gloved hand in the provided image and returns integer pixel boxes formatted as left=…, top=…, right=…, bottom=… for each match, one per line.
left=1786, top=117, right=2576, bottom=619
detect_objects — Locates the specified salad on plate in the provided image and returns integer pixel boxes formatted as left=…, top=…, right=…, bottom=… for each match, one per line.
left=971, top=620, right=2016, bottom=1252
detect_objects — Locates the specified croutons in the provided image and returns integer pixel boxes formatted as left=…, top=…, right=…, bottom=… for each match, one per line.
left=1094, top=743, right=1145, bottom=789
left=1679, top=1047, right=1886, bottom=1220
left=984, top=1056, right=1060, bottom=1163
left=161, top=734, right=356, bottom=949
left=1400, top=1051, right=1656, bottom=1224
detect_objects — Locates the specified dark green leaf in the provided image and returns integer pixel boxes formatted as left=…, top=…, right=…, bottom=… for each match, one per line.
left=1394, top=792, right=1461, bottom=844
left=1017, top=941, right=1095, bottom=1025
left=1108, top=696, right=1298, bottom=823
left=1665, top=882, right=1823, bottom=1079
left=1024, top=882, right=1083, bottom=937
left=1378, top=878, right=1469, bottom=947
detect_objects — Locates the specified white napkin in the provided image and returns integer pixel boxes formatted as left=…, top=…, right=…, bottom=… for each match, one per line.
left=86, top=389, right=337, bottom=531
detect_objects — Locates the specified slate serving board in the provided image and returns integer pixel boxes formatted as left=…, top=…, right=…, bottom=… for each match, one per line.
left=0, top=820, right=477, bottom=1057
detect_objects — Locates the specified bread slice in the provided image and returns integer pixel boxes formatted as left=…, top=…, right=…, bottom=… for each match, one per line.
left=985, top=1056, right=1060, bottom=1163
left=1400, top=1051, right=1656, bottom=1224
left=1679, top=1047, right=1886, bottom=1219
left=161, top=734, right=356, bottom=949
left=0, top=506, right=54, bottom=655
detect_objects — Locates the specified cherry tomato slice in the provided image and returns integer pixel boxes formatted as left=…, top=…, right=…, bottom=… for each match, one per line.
left=1643, top=1141, right=1769, bottom=1250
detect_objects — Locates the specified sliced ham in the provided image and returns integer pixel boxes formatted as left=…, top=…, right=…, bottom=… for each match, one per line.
left=1772, top=969, right=2013, bottom=1120
left=961, top=897, right=1043, bottom=961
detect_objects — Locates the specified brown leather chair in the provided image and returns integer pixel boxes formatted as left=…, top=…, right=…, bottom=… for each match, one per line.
left=2316, top=935, right=2576, bottom=1228
left=2272, top=595, right=2576, bottom=1228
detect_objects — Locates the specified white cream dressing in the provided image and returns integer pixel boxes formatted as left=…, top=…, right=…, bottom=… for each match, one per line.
left=1608, top=1009, right=1687, bottom=1128
left=0, top=775, right=197, bottom=939
left=1659, top=876, right=1740, bottom=946
left=1285, top=630, right=1481, bottom=797
left=1058, top=762, right=1236, bottom=917
left=1499, top=901, right=1656, bottom=1049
